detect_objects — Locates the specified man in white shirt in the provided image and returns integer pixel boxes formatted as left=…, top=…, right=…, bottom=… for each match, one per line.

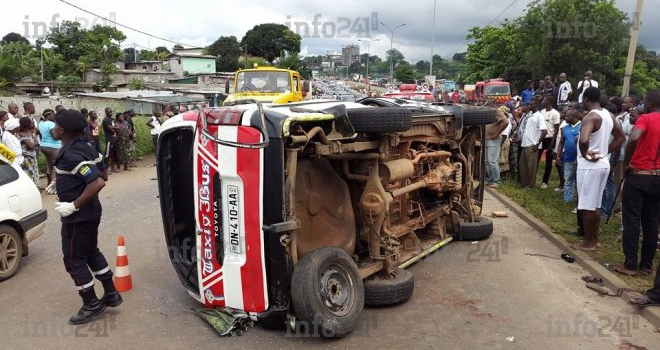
left=146, top=111, right=165, bottom=149
left=577, top=70, right=599, bottom=103
left=7, top=103, right=20, bottom=119
left=557, top=73, right=572, bottom=105
left=571, top=87, right=624, bottom=252
left=519, top=97, right=548, bottom=188
left=538, top=96, right=562, bottom=189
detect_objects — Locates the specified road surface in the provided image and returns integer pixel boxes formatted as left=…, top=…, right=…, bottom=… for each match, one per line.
left=2, top=157, right=657, bottom=349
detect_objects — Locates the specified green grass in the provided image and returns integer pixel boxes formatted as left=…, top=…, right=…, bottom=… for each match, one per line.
left=498, top=162, right=657, bottom=293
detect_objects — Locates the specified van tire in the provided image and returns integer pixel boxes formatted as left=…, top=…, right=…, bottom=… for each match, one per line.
left=463, top=108, right=497, bottom=126
left=347, top=108, right=412, bottom=133
left=455, top=217, right=494, bottom=241
left=291, top=246, right=364, bottom=337
left=364, top=268, right=414, bottom=306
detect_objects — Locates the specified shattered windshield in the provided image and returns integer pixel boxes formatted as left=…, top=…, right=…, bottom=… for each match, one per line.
left=236, top=71, right=291, bottom=93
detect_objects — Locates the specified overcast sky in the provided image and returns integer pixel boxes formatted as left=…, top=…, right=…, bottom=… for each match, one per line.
left=6, top=0, right=658, bottom=63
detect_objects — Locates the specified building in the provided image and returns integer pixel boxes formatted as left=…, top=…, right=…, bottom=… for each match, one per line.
left=125, top=60, right=164, bottom=72
left=167, top=47, right=216, bottom=77
left=84, top=69, right=175, bottom=86
left=341, top=45, right=360, bottom=66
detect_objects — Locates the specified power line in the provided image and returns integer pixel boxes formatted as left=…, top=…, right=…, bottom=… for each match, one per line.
left=57, top=0, right=197, bottom=48
left=443, top=0, right=520, bottom=59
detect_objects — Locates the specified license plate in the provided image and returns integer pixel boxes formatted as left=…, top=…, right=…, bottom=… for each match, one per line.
left=226, top=185, right=241, bottom=253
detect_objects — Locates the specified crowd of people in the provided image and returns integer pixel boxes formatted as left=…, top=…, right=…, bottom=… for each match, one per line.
left=483, top=72, right=660, bottom=306
left=0, top=102, right=173, bottom=189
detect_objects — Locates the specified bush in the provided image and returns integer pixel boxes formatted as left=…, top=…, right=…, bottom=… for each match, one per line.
left=99, top=115, right=154, bottom=159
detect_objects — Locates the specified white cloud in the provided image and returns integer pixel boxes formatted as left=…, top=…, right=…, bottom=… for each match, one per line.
left=4, top=0, right=657, bottom=61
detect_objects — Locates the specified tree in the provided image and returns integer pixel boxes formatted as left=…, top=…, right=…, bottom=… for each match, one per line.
left=139, top=49, right=157, bottom=61
left=348, top=61, right=364, bottom=75
left=415, top=60, right=430, bottom=73
left=155, top=46, right=170, bottom=54
left=1, top=32, right=29, bottom=45
left=386, top=48, right=404, bottom=67
left=46, top=21, right=125, bottom=82
left=394, top=64, right=416, bottom=83
left=124, top=47, right=137, bottom=62
left=57, top=75, right=81, bottom=95
left=241, top=23, right=301, bottom=63
left=463, top=0, right=628, bottom=95
left=154, top=46, right=170, bottom=61
left=173, top=44, right=183, bottom=51
left=0, top=42, right=36, bottom=83
left=128, top=77, right=147, bottom=90
left=206, top=35, right=241, bottom=72
left=276, top=52, right=301, bottom=70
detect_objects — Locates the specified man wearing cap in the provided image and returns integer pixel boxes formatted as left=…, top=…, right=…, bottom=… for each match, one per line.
left=52, top=109, right=122, bottom=324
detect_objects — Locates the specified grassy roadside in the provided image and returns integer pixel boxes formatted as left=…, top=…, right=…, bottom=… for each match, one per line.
left=498, top=161, right=657, bottom=293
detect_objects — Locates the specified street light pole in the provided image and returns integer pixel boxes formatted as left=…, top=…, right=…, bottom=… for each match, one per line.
left=430, top=0, right=437, bottom=76
left=380, top=22, right=406, bottom=84
left=358, top=38, right=379, bottom=83
left=621, top=0, right=645, bottom=97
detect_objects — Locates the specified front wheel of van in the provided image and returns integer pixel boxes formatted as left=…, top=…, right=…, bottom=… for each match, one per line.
left=290, top=246, right=364, bottom=337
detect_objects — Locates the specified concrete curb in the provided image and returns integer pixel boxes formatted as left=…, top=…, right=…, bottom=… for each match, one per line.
left=486, top=188, right=660, bottom=327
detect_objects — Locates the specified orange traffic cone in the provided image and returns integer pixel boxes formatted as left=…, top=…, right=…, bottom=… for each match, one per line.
left=113, top=235, right=132, bottom=292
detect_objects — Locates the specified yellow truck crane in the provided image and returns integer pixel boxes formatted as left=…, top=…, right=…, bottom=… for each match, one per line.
left=223, top=65, right=306, bottom=105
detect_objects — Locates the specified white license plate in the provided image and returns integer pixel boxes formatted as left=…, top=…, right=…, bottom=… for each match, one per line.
left=227, top=185, right=241, bottom=253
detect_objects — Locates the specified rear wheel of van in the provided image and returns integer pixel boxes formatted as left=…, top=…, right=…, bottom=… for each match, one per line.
left=455, top=217, right=494, bottom=241
left=364, top=268, right=414, bottom=306
left=290, top=246, right=364, bottom=337
left=0, top=225, right=23, bottom=281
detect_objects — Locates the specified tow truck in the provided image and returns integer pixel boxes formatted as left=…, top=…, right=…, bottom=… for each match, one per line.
left=465, top=78, right=511, bottom=105
left=383, top=84, right=435, bottom=102
left=223, top=65, right=306, bottom=105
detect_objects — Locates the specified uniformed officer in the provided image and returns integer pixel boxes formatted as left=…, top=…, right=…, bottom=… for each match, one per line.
left=52, top=109, right=122, bottom=325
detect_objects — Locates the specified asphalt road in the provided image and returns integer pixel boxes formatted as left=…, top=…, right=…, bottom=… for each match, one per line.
left=2, top=157, right=658, bottom=350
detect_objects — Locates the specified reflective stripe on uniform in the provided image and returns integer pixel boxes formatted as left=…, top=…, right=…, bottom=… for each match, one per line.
left=75, top=280, right=94, bottom=290
left=54, top=154, right=104, bottom=175
left=92, top=266, right=110, bottom=275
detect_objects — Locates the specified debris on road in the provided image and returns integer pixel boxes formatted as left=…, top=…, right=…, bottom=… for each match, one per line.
left=491, top=211, right=509, bottom=218
left=560, top=253, right=575, bottom=263
left=581, top=276, right=604, bottom=286
left=586, top=283, right=613, bottom=296
left=506, top=336, right=515, bottom=342
left=193, top=308, right=253, bottom=337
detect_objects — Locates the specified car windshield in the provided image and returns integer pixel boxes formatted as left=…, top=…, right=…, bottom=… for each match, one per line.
left=236, top=71, right=291, bottom=93
left=484, top=84, right=510, bottom=96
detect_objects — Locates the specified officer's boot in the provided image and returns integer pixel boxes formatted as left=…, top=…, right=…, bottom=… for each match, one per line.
left=100, top=279, right=123, bottom=307
left=69, top=287, right=106, bottom=325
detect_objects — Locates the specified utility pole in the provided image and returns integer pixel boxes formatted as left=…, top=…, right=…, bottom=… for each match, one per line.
left=621, top=0, right=644, bottom=97
left=40, top=45, right=44, bottom=82
left=430, top=0, right=437, bottom=76
left=358, top=38, right=379, bottom=83
left=380, top=21, right=406, bottom=84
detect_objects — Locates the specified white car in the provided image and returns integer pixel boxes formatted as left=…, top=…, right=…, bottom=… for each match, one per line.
left=0, top=156, right=47, bottom=281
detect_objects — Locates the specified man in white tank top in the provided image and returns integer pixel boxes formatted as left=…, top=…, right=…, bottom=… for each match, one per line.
left=572, top=87, right=625, bottom=251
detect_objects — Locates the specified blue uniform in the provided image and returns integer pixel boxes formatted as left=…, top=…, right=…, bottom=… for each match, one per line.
left=54, top=139, right=112, bottom=291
